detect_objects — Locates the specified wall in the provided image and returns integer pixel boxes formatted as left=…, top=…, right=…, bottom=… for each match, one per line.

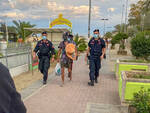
left=9, top=64, right=29, bottom=77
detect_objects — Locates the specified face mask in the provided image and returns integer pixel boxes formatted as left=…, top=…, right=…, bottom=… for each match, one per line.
left=68, top=38, right=71, bottom=41
left=42, top=36, right=47, bottom=40
left=93, top=34, right=99, bottom=38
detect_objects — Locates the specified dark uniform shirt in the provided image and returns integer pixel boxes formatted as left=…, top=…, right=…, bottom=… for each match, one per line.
left=88, top=38, right=106, bottom=59
left=0, top=63, right=26, bottom=113
left=34, top=39, right=55, bottom=57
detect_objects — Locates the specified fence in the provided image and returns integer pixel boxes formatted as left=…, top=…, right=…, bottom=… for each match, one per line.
left=0, top=46, right=32, bottom=70
left=0, top=41, right=60, bottom=69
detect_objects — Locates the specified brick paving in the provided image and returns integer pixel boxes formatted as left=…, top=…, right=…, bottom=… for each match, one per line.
left=24, top=53, right=121, bottom=113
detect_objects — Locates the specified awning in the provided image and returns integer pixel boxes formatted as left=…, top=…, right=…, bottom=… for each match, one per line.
left=24, top=28, right=70, bottom=33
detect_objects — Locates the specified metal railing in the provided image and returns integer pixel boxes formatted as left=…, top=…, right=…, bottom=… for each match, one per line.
left=0, top=41, right=60, bottom=70
left=0, top=46, right=32, bottom=69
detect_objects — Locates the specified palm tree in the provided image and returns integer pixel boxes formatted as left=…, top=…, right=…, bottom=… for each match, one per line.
left=74, top=34, right=87, bottom=52
left=13, top=20, right=35, bottom=41
left=104, top=32, right=112, bottom=39
left=143, top=0, right=150, bottom=13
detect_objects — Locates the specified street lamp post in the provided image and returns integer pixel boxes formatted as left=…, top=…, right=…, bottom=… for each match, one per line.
left=121, top=4, right=125, bottom=32
left=88, top=0, right=91, bottom=39
left=124, top=0, right=128, bottom=33
left=101, top=18, right=109, bottom=36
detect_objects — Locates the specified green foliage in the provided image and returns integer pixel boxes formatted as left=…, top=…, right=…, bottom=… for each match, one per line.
left=131, top=31, right=150, bottom=60
left=74, top=34, right=87, bottom=52
left=54, top=50, right=58, bottom=60
left=132, top=74, right=150, bottom=79
left=104, top=32, right=112, bottom=39
left=131, top=88, right=150, bottom=113
left=128, top=0, right=150, bottom=31
left=113, top=24, right=126, bottom=33
left=0, top=53, right=3, bottom=57
left=111, top=37, right=118, bottom=46
left=78, top=43, right=87, bottom=52
left=111, top=32, right=128, bottom=50
left=13, top=20, right=35, bottom=41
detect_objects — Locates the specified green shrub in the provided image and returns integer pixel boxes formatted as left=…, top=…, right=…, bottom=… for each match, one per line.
left=131, top=31, right=150, bottom=60
left=51, top=50, right=58, bottom=60
left=0, top=53, right=3, bottom=57
left=78, top=43, right=87, bottom=52
left=74, top=34, right=87, bottom=52
left=131, top=88, right=150, bottom=113
left=111, top=33, right=128, bottom=50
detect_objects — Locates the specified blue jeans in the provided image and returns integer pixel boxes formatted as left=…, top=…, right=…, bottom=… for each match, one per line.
left=89, top=58, right=101, bottom=81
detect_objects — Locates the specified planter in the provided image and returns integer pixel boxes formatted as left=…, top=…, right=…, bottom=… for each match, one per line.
left=119, top=71, right=150, bottom=104
left=115, top=59, right=150, bottom=80
left=111, top=45, right=115, bottom=49
left=128, top=105, right=137, bottom=113
left=117, top=50, right=127, bottom=55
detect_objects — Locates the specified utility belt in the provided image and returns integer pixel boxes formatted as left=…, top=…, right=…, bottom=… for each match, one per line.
left=37, top=52, right=51, bottom=59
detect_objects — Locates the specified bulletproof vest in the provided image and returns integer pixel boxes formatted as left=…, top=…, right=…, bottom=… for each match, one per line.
left=90, top=38, right=103, bottom=59
left=39, top=40, right=50, bottom=56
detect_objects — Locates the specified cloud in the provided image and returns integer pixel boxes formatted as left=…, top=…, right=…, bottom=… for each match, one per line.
left=47, top=2, right=100, bottom=19
left=0, top=0, right=139, bottom=35
left=1, top=11, right=25, bottom=19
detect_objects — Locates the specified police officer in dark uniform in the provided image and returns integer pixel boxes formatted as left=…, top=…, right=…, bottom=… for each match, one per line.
left=86, top=29, right=106, bottom=86
left=33, top=31, right=55, bottom=85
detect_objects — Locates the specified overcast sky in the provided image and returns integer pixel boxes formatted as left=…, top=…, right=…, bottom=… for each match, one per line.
left=0, top=0, right=138, bottom=36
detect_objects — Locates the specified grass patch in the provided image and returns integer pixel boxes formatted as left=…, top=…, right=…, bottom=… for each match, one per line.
left=120, top=59, right=150, bottom=63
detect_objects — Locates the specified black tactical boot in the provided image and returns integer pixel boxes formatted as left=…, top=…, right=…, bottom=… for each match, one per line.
left=95, top=78, right=98, bottom=83
left=43, top=80, right=47, bottom=85
left=88, top=80, right=94, bottom=86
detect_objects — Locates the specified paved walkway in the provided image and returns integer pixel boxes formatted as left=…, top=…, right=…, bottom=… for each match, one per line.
left=24, top=52, right=122, bottom=113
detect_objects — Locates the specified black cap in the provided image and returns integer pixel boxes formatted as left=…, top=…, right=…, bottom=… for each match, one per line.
left=69, top=34, right=73, bottom=38
left=93, top=29, right=99, bottom=33
left=42, top=31, right=47, bottom=35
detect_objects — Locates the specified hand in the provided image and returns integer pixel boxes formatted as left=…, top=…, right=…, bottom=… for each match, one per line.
left=75, top=54, right=78, bottom=61
left=85, top=55, right=87, bottom=62
left=51, top=57, right=55, bottom=62
left=33, top=52, right=36, bottom=58
left=100, top=55, right=104, bottom=60
left=57, top=58, right=60, bottom=63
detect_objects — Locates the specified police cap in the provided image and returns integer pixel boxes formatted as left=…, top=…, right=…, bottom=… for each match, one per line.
left=93, top=29, right=99, bottom=33
left=42, top=31, right=47, bottom=35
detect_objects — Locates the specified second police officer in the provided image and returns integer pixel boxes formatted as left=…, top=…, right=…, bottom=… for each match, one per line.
left=86, top=29, right=106, bottom=86
left=33, top=31, right=55, bottom=85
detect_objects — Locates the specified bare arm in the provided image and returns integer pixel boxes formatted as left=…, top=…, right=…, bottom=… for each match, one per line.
left=57, top=48, right=62, bottom=62
left=102, top=47, right=106, bottom=57
left=86, top=47, right=90, bottom=57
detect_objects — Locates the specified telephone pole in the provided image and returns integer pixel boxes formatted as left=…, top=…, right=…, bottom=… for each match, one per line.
left=88, top=0, right=92, bottom=39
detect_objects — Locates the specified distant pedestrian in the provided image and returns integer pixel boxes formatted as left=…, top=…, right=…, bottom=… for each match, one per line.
left=18, top=36, right=23, bottom=43
left=0, top=63, right=26, bottom=113
left=105, top=38, right=109, bottom=49
left=33, top=31, right=55, bottom=85
left=86, top=29, right=106, bottom=86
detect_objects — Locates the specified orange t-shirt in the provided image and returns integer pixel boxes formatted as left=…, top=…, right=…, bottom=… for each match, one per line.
left=18, top=38, right=23, bottom=43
